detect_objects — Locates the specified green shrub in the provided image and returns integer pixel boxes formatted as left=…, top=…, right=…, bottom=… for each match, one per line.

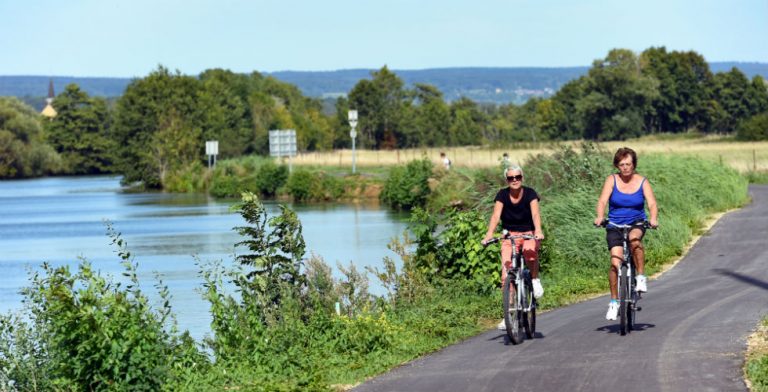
left=411, top=208, right=500, bottom=290
left=380, top=158, right=434, bottom=209
left=0, top=225, right=203, bottom=391
left=163, top=160, right=208, bottom=193
left=285, top=169, right=343, bottom=202
left=256, top=161, right=289, bottom=196
left=207, top=157, right=289, bottom=198
left=745, top=170, right=768, bottom=184
left=737, top=111, right=768, bottom=141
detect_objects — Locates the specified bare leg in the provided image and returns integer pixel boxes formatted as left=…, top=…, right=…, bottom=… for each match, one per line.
left=629, top=228, right=645, bottom=275
left=523, top=242, right=539, bottom=279
left=609, top=246, right=623, bottom=299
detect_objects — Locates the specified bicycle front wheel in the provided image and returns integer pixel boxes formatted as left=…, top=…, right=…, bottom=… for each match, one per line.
left=502, top=271, right=522, bottom=345
left=522, top=270, right=536, bottom=339
left=619, top=265, right=629, bottom=336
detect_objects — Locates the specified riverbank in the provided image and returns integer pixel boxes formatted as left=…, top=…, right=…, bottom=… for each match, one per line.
left=0, top=150, right=753, bottom=391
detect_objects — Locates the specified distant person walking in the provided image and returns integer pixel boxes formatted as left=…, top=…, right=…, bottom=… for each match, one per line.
left=440, top=152, right=452, bottom=170
left=502, top=153, right=511, bottom=169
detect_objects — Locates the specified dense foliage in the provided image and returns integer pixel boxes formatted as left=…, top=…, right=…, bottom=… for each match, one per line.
left=379, top=158, right=434, bottom=209
left=737, top=111, right=768, bottom=141
left=110, top=66, right=336, bottom=188
left=0, top=97, right=62, bottom=178
left=45, top=84, right=115, bottom=174
left=0, top=226, right=201, bottom=390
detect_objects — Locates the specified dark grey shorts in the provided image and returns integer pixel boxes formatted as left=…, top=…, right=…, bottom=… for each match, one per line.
left=606, top=225, right=646, bottom=249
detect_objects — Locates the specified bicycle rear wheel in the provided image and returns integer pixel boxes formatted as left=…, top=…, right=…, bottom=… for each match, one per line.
left=502, top=271, right=522, bottom=345
left=619, top=265, right=629, bottom=336
left=522, top=270, right=536, bottom=339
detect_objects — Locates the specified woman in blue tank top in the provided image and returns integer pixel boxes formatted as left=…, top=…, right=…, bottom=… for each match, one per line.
left=594, top=147, right=658, bottom=321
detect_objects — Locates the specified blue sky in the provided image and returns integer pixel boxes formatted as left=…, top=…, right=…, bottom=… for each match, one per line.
left=1, top=0, right=766, bottom=77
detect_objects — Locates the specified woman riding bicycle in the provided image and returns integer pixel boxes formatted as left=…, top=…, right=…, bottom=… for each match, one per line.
left=594, top=147, right=658, bottom=321
left=482, top=165, right=544, bottom=330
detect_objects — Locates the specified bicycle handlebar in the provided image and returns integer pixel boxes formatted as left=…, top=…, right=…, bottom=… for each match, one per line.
left=481, top=230, right=538, bottom=247
left=594, top=219, right=657, bottom=230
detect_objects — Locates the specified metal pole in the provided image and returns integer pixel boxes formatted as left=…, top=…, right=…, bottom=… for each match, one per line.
left=352, top=131, right=356, bottom=174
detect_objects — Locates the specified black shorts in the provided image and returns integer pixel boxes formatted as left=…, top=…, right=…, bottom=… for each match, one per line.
left=606, top=225, right=646, bottom=249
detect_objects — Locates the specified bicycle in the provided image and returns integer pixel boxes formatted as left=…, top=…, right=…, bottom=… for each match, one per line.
left=596, top=220, right=654, bottom=336
left=483, top=230, right=537, bottom=345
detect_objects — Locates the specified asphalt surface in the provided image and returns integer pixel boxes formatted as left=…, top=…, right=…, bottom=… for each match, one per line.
left=354, top=185, right=768, bottom=392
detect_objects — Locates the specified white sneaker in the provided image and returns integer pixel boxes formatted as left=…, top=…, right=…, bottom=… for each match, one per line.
left=635, top=275, right=647, bottom=292
left=606, top=301, right=619, bottom=320
left=532, top=279, right=544, bottom=299
left=497, top=319, right=506, bottom=330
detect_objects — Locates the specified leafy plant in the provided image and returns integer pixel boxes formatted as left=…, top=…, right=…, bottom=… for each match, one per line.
left=380, top=158, right=434, bottom=209
left=0, top=224, right=202, bottom=391
left=233, top=192, right=307, bottom=322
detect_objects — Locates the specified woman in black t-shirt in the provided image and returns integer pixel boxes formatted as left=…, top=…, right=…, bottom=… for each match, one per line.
left=482, top=166, right=545, bottom=330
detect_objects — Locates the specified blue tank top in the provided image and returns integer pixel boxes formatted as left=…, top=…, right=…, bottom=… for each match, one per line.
left=608, top=175, right=647, bottom=225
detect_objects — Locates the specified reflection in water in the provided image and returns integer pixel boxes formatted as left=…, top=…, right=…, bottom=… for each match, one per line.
left=0, top=176, right=408, bottom=340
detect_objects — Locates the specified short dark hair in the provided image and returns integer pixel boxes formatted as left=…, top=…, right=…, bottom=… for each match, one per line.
left=613, top=147, right=637, bottom=168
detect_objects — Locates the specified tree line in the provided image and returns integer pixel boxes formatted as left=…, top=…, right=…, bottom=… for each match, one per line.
left=1, top=47, right=766, bottom=185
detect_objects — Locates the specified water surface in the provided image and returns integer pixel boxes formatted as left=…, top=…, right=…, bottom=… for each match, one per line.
left=0, top=176, right=408, bottom=340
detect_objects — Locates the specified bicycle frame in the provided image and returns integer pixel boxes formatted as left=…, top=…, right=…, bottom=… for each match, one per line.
left=505, top=238, right=533, bottom=313
left=486, top=230, right=537, bottom=344
left=603, top=221, right=647, bottom=335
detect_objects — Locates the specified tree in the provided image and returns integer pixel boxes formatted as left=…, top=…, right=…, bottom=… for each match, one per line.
left=112, top=66, right=202, bottom=187
left=736, top=111, right=768, bottom=141
left=198, top=69, right=253, bottom=158
left=347, top=66, right=409, bottom=149
left=710, top=68, right=752, bottom=133
left=640, top=47, right=713, bottom=133
left=577, top=49, right=659, bottom=140
left=0, top=97, right=62, bottom=178
left=448, top=97, right=486, bottom=145
left=410, top=84, right=450, bottom=147
left=45, top=84, right=114, bottom=174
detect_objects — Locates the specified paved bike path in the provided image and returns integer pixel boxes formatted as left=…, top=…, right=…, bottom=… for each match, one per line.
left=354, top=185, right=768, bottom=392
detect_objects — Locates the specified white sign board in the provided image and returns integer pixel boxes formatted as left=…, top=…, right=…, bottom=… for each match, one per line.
left=269, top=129, right=297, bottom=157
left=205, top=140, right=219, bottom=155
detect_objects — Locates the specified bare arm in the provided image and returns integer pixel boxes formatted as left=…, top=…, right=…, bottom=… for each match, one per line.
left=594, top=175, right=614, bottom=225
left=530, top=199, right=544, bottom=240
left=483, top=201, right=504, bottom=243
left=643, top=179, right=658, bottom=227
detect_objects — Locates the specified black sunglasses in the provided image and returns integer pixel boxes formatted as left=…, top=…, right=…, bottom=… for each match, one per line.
left=506, top=175, right=523, bottom=182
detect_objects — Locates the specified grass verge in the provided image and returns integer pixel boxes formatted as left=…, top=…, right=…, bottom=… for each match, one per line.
left=746, top=317, right=768, bottom=392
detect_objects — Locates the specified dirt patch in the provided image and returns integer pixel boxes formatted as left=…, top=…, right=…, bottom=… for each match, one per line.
left=362, top=183, right=383, bottom=198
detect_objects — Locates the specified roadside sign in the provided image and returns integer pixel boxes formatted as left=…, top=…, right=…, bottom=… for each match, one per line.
left=269, top=129, right=297, bottom=157
left=205, top=140, right=219, bottom=156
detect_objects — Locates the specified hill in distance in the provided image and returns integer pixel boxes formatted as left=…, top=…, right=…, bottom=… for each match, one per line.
left=2, top=62, right=766, bottom=109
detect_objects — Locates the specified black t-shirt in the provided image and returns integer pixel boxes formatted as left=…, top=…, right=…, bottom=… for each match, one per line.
left=494, top=186, right=540, bottom=232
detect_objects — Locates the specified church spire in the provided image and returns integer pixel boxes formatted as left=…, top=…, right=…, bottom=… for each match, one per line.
left=47, top=79, right=55, bottom=101
left=41, top=79, right=57, bottom=118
